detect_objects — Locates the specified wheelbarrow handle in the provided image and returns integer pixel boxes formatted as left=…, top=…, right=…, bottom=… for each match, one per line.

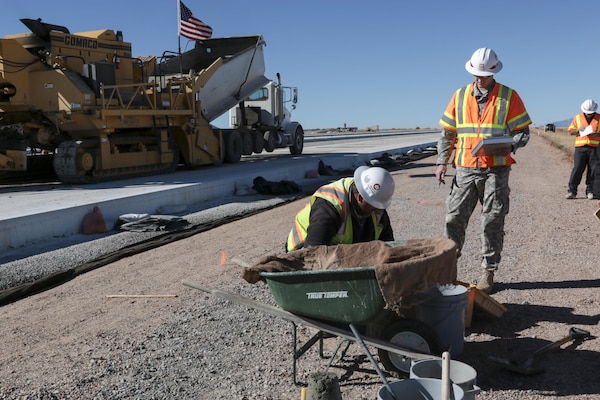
left=349, top=324, right=398, bottom=400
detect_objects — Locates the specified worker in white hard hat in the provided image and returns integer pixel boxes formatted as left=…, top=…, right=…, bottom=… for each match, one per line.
left=435, top=47, right=532, bottom=294
left=287, top=166, right=395, bottom=251
left=565, top=99, right=600, bottom=200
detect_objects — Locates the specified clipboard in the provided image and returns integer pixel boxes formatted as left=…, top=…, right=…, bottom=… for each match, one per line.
left=580, top=125, right=594, bottom=137
left=471, top=136, right=514, bottom=157
left=594, top=208, right=600, bottom=223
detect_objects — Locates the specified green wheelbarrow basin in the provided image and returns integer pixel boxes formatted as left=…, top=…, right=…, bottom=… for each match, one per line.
left=260, top=267, right=386, bottom=324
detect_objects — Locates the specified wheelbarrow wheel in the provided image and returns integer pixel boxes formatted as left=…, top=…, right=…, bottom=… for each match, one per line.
left=377, top=319, right=442, bottom=375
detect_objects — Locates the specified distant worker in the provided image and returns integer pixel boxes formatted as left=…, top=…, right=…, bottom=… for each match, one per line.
left=565, top=99, right=600, bottom=200
left=435, top=47, right=532, bottom=293
left=287, top=166, right=395, bottom=251
left=595, top=145, right=600, bottom=202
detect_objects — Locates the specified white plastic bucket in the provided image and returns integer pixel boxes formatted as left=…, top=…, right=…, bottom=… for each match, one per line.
left=414, top=284, right=468, bottom=356
left=410, top=359, right=480, bottom=400
left=377, top=378, right=464, bottom=400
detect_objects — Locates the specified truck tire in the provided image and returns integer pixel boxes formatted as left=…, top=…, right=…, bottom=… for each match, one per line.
left=252, top=131, right=264, bottom=154
left=223, top=130, right=242, bottom=163
left=264, top=131, right=276, bottom=152
left=289, top=125, right=304, bottom=155
left=377, top=319, right=442, bottom=375
left=240, top=130, right=253, bottom=155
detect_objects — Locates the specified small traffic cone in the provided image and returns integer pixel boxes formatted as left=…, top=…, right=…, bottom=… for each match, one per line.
left=81, top=206, right=107, bottom=234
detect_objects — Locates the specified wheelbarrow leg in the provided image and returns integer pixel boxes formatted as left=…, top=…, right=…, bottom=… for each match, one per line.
left=292, top=322, right=337, bottom=386
left=292, top=322, right=320, bottom=386
left=291, top=321, right=351, bottom=386
left=324, top=339, right=352, bottom=372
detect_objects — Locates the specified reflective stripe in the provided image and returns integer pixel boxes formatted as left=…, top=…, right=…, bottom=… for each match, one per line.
left=316, top=185, right=346, bottom=212
left=456, top=86, right=467, bottom=127
left=287, top=203, right=310, bottom=250
left=440, top=112, right=456, bottom=131
left=494, top=85, right=510, bottom=128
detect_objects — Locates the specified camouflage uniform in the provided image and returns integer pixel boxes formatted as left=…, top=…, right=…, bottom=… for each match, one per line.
left=443, top=164, right=510, bottom=270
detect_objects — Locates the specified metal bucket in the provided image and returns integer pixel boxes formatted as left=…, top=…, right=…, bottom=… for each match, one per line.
left=377, top=378, right=464, bottom=400
left=410, top=359, right=480, bottom=400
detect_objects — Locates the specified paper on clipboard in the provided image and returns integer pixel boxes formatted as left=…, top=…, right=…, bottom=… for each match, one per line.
left=579, top=125, right=594, bottom=137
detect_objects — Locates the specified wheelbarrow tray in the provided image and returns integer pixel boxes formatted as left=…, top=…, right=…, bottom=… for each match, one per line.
left=260, top=267, right=386, bottom=324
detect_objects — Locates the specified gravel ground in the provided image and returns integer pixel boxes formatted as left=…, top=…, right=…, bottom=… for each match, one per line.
left=1, top=134, right=599, bottom=399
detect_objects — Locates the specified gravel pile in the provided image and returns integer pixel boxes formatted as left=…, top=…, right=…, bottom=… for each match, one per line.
left=0, top=197, right=296, bottom=292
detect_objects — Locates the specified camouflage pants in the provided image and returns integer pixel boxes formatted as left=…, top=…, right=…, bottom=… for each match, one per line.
left=445, top=166, right=511, bottom=270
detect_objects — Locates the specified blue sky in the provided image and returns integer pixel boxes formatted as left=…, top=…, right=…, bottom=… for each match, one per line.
left=0, top=1, right=593, bottom=129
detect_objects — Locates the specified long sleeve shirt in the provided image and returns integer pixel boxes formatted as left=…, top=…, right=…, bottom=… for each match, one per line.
left=304, top=197, right=394, bottom=247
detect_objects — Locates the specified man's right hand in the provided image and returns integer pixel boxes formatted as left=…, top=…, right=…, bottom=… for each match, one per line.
left=435, top=164, right=447, bottom=185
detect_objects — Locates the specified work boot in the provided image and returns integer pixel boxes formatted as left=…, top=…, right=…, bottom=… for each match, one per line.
left=477, top=269, right=494, bottom=294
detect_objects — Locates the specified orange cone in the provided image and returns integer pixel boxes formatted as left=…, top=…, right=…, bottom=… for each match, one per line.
left=81, top=206, right=108, bottom=234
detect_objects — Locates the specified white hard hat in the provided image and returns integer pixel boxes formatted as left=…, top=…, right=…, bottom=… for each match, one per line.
left=353, top=166, right=395, bottom=209
left=465, top=47, right=503, bottom=76
left=581, top=99, right=598, bottom=114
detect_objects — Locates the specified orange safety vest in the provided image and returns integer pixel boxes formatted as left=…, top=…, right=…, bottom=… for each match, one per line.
left=439, top=82, right=532, bottom=168
left=286, top=178, right=384, bottom=251
left=568, top=113, right=600, bottom=147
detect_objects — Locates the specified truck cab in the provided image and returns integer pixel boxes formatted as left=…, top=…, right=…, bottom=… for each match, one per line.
left=229, top=74, right=303, bottom=155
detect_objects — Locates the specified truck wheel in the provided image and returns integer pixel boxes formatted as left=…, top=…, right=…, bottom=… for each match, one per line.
left=289, top=126, right=304, bottom=155
left=223, top=130, right=242, bottom=163
left=264, top=131, right=276, bottom=153
left=240, top=130, right=253, bottom=155
left=252, top=131, right=264, bottom=153
left=377, top=319, right=442, bottom=375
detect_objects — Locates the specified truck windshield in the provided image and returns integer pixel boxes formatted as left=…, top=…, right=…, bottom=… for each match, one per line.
left=247, top=88, right=268, bottom=101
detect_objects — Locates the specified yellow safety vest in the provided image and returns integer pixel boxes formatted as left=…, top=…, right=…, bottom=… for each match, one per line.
left=569, top=113, right=600, bottom=147
left=439, top=82, right=532, bottom=168
left=287, top=178, right=384, bottom=251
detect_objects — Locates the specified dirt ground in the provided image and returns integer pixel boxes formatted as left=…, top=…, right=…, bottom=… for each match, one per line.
left=1, top=134, right=599, bottom=399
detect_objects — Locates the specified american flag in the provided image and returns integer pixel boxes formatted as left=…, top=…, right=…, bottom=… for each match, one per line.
left=178, top=1, right=213, bottom=40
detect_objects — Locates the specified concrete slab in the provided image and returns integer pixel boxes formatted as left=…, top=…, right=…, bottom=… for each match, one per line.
left=0, top=132, right=439, bottom=251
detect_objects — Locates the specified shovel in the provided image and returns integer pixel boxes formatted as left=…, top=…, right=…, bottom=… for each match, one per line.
left=489, top=327, right=590, bottom=375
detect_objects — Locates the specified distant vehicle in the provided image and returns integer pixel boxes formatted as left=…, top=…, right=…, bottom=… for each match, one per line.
left=544, top=124, right=556, bottom=132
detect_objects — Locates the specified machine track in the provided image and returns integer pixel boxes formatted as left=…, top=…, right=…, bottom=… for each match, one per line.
left=53, top=140, right=179, bottom=184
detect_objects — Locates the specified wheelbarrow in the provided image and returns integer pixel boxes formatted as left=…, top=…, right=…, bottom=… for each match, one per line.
left=182, top=266, right=444, bottom=386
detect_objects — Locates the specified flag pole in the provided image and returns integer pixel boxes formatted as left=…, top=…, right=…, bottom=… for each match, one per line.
left=178, top=36, right=183, bottom=76
left=177, top=0, right=182, bottom=75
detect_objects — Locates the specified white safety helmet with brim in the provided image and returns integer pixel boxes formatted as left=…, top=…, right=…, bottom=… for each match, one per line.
left=353, top=166, right=395, bottom=209
left=465, top=47, right=503, bottom=76
left=581, top=99, right=598, bottom=114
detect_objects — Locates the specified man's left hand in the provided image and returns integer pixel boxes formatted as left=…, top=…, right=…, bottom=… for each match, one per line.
left=512, top=129, right=530, bottom=153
